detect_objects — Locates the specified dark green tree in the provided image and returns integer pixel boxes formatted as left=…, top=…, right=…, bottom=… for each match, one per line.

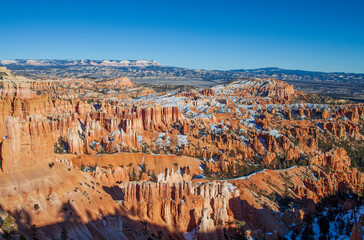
left=81, top=163, right=86, bottom=171
left=60, top=227, right=68, bottom=240
left=203, top=165, right=211, bottom=178
left=30, top=224, right=38, bottom=240
left=318, top=216, right=330, bottom=240
left=1, top=215, right=17, bottom=239
left=302, top=214, right=314, bottom=240
left=131, top=167, right=137, bottom=181
left=227, top=164, right=234, bottom=178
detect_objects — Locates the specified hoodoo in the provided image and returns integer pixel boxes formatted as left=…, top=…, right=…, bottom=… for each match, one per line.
left=0, top=67, right=362, bottom=240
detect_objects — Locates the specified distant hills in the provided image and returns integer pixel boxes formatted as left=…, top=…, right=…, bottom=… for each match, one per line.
left=1, top=59, right=363, bottom=101
left=231, top=67, right=364, bottom=83
left=0, top=59, right=160, bottom=67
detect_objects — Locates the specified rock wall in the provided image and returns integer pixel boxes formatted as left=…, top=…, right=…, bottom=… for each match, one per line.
left=119, top=180, right=235, bottom=237
left=1, top=116, right=54, bottom=172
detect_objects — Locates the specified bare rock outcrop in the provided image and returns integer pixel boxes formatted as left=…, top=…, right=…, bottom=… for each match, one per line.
left=1, top=116, right=54, bottom=172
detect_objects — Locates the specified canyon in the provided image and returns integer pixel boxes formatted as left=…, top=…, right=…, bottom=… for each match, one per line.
left=0, top=66, right=362, bottom=240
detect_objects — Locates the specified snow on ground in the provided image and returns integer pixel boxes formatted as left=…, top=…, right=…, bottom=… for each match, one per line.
left=138, top=155, right=146, bottom=171
left=183, top=226, right=198, bottom=240
left=227, top=183, right=237, bottom=192
left=268, top=129, right=282, bottom=138
left=209, top=123, right=224, bottom=135
left=155, top=133, right=165, bottom=146
left=137, top=135, right=143, bottom=144
left=285, top=205, right=364, bottom=240
left=176, top=135, right=188, bottom=147
left=192, top=174, right=206, bottom=180
left=156, top=133, right=171, bottom=146
left=312, top=217, right=320, bottom=237
left=111, top=129, right=121, bottom=137
left=220, top=169, right=267, bottom=182
left=328, top=205, right=364, bottom=240
left=258, top=137, right=268, bottom=150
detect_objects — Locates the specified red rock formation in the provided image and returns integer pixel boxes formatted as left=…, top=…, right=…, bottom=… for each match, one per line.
left=0, top=68, right=363, bottom=239
left=311, top=148, right=351, bottom=171
left=98, top=77, right=135, bottom=88
left=157, top=167, right=191, bottom=183
left=1, top=116, right=54, bottom=172
left=286, top=147, right=300, bottom=161
left=177, top=89, right=200, bottom=99
left=263, top=152, right=277, bottom=166
left=350, top=221, right=363, bottom=240
left=200, top=88, right=215, bottom=97
left=67, top=128, right=84, bottom=154
left=119, top=181, right=234, bottom=236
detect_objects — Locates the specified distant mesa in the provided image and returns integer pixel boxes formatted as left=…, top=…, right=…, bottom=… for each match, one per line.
left=0, top=66, right=11, bottom=74
left=0, top=66, right=37, bottom=99
left=0, top=59, right=161, bottom=67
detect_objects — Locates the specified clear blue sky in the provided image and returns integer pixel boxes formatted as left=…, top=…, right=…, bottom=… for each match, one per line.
left=1, top=0, right=364, bottom=73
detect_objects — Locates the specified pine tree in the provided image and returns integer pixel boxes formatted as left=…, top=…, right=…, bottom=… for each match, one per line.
left=302, top=214, right=314, bottom=240
left=81, top=163, right=86, bottom=171
left=203, top=165, right=211, bottom=178
left=31, top=224, right=38, bottom=240
left=345, top=221, right=353, bottom=236
left=60, top=227, right=68, bottom=240
left=150, top=170, right=157, bottom=183
left=236, top=163, right=244, bottom=177
left=318, top=216, right=330, bottom=239
left=227, top=164, right=234, bottom=178
left=131, top=167, right=137, bottom=181
left=141, top=163, right=146, bottom=173
left=301, top=226, right=314, bottom=240
left=1, top=215, right=17, bottom=236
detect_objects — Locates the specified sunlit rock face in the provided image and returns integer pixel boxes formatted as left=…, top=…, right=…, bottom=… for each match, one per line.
left=0, top=68, right=363, bottom=239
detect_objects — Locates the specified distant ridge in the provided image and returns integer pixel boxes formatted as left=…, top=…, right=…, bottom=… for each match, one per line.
left=230, top=67, right=360, bottom=75
left=0, top=59, right=161, bottom=67
left=1, top=59, right=363, bottom=101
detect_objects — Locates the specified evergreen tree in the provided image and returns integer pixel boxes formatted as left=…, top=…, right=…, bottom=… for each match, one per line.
left=236, top=163, right=244, bottom=177
left=301, top=226, right=314, bottom=240
left=345, top=221, right=353, bottom=236
left=203, top=165, right=211, bottom=178
left=1, top=215, right=17, bottom=238
left=227, top=164, right=234, bottom=178
left=60, top=227, right=68, bottom=240
left=318, top=216, right=330, bottom=239
left=150, top=170, right=157, bottom=183
left=30, top=224, right=38, bottom=240
left=131, top=167, right=137, bottom=181
left=80, top=163, right=86, bottom=171
left=302, top=214, right=314, bottom=240
left=141, top=163, right=146, bottom=173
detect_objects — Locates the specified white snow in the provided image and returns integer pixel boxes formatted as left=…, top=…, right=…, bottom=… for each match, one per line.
left=220, top=169, right=267, bottom=181
left=176, top=135, right=188, bottom=147
left=227, top=183, right=237, bottom=192
left=268, top=130, right=280, bottom=138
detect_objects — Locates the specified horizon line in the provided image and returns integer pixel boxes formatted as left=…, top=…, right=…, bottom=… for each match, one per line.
left=1, top=58, right=363, bottom=75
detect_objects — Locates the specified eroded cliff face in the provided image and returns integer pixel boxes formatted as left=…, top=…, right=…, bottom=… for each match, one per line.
left=118, top=180, right=234, bottom=240
left=1, top=116, right=54, bottom=172
left=0, top=68, right=363, bottom=240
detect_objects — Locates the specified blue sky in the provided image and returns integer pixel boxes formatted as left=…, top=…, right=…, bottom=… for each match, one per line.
left=0, top=0, right=363, bottom=73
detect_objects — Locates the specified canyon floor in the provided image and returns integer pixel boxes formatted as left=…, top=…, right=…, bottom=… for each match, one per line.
left=0, top=66, right=363, bottom=240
